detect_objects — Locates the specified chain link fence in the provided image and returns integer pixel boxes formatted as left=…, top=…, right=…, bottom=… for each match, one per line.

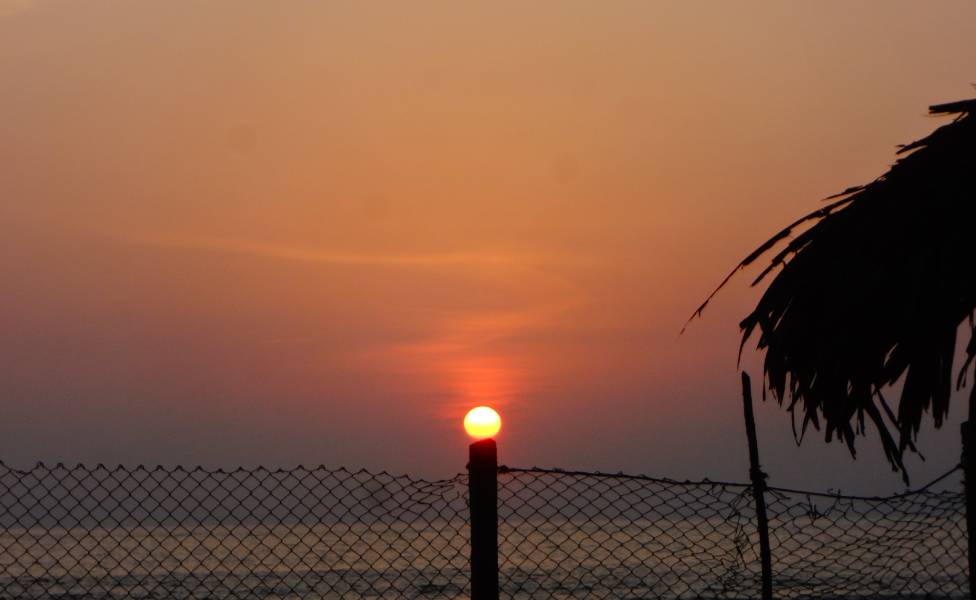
left=497, top=466, right=966, bottom=599
left=0, top=461, right=967, bottom=599
left=0, top=462, right=470, bottom=599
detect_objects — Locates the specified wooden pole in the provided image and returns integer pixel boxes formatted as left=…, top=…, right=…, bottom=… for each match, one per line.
left=468, top=438, right=499, bottom=600
left=742, top=371, right=773, bottom=600
left=963, top=385, right=976, bottom=600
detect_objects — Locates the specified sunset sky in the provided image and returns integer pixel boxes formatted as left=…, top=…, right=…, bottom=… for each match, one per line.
left=2, top=1, right=975, bottom=493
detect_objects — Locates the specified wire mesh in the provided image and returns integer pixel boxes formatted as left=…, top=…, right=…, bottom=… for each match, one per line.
left=0, top=462, right=470, bottom=599
left=0, top=460, right=967, bottom=599
left=763, top=477, right=967, bottom=599
left=497, top=466, right=967, bottom=599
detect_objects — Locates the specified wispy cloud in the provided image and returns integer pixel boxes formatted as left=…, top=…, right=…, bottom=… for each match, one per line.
left=113, top=229, right=592, bottom=415
left=117, top=232, right=566, bottom=269
left=368, top=275, right=588, bottom=416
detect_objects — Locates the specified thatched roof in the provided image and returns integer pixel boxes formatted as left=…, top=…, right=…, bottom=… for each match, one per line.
left=694, top=98, right=976, bottom=481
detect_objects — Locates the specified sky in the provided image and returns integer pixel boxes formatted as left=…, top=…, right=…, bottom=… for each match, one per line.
left=2, top=0, right=975, bottom=493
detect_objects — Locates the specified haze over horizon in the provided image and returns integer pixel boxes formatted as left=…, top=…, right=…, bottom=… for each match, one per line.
left=3, top=0, right=976, bottom=493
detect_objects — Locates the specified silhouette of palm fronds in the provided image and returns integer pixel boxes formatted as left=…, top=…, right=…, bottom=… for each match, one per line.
left=694, top=98, right=976, bottom=481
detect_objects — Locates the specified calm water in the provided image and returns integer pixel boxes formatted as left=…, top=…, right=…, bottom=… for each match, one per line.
left=0, top=514, right=967, bottom=599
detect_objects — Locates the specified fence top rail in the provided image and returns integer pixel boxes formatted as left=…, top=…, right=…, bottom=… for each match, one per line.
left=499, top=464, right=752, bottom=490
left=765, top=463, right=963, bottom=501
left=1, top=460, right=963, bottom=502
left=0, top=460, right=467, bottom=487
left=498, top=463, right=964, bottom=502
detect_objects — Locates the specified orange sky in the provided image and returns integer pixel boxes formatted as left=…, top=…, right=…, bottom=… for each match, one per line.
left=2, top=0, right=975, bottom=492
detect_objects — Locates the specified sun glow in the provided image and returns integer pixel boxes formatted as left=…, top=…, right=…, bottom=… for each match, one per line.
left=463, top=406, right=502, bottom=439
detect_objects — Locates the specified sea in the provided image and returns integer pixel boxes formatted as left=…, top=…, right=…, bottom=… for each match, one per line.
left=0, top=513, right=967, bottom=599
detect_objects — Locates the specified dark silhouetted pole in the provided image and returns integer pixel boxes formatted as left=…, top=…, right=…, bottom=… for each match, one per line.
left=964, top=389, right=976, bottom=600
left=742, top=372, right=773, bottom=600
left=468, top=438, right=499, bottom=600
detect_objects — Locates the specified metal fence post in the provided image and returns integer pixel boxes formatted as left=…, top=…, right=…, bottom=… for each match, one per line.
left=469, top=438, right=499, bottom=600
left=741, top=372, right=773, bottom=600
left=963, top=387, right=976, bottom=600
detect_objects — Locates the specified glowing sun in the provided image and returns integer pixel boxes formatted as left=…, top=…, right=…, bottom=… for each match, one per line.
left=463, top=406, right=501, bottom=439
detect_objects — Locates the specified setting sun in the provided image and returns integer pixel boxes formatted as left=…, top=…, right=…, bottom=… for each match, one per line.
left=463, top=406, right=502, bottom=439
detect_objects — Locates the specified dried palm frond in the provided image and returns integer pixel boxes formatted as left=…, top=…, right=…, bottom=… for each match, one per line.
left=694, top=98, right=976, bottom=482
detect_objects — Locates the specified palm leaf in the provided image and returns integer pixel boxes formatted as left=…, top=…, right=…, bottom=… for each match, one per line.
left=698, top=98, right=976, bottom=482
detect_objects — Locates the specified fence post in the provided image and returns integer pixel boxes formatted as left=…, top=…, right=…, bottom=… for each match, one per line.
left=963, top=387, right=976, bottom=600
left=741, top=371, right=773, bottom=600
left=468, top=438, right=499, bottom=600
